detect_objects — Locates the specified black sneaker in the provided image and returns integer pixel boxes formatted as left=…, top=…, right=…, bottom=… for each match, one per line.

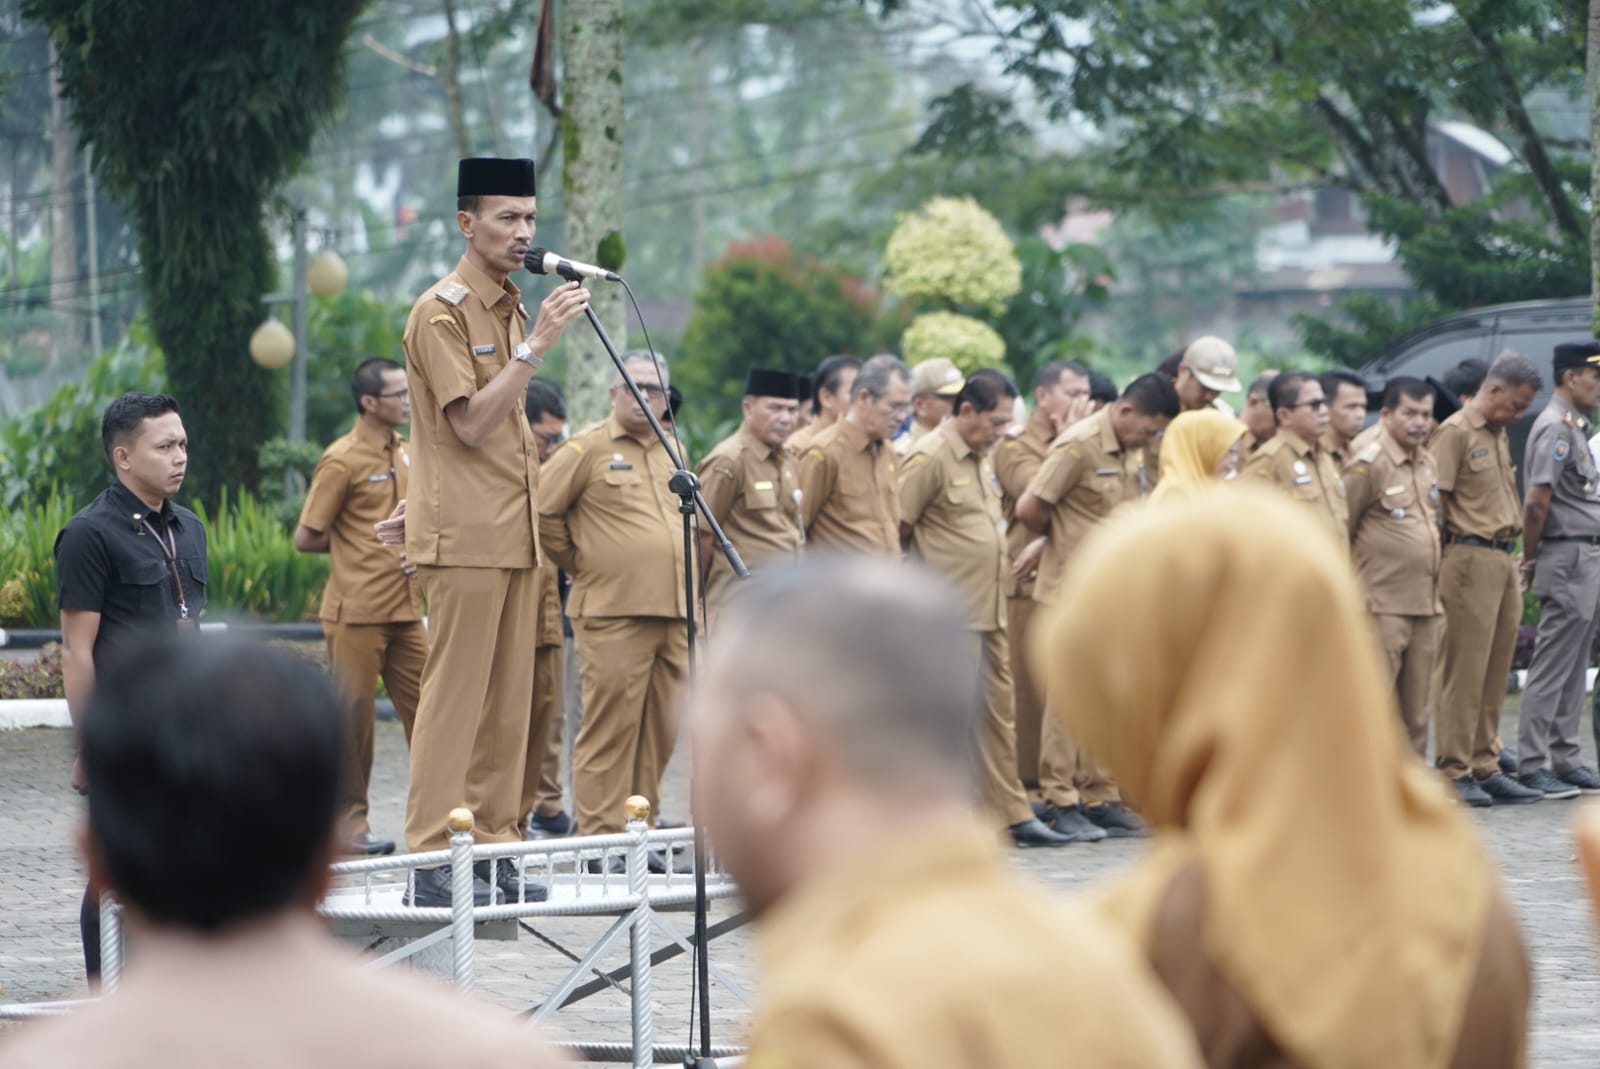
left=526, top=810, right=575, bottom=839
left=1498, top=748, right=1518, bottom=775
left=405, top=864, right=499, bottom=908
left=1517, top=768, right=1580, bottom=800
left=1558, top=766, right=1600, bottom=794
left=1008, top=816, right=1076, bottom=848
left=1477, top=772, right=1543, bottom=805
left=474, top=859, right=549, bottom=903
left=1084, top=802, right=1150, bottom=838
left=1453, top=776, right=1492, bottom=808
left=1040, top=803, right=1108, bottom=843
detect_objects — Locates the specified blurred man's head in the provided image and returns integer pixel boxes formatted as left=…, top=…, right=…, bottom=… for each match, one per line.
left=1443, top=358, right=1489, bottom=404
left=1380, top=377, right=1434, bottom=453
left=1473, top=352, right=1541, bottom=430
left=525, top=377, right=567, bottom=462
left=742, top=369, right=802, bottom=450
left=1241, top=371, right=1279, bottom=442
left=81, top=638, right=344, bottom=933
left=1087, top=372, right=1119, bottom=410
left=1109, top=373, right=1181, bottom=450
left=694, top=559, right=981, bottom=916
left=812, top=355, right=861, bottom=424
left=950, top=369, right=1019, bottom=455
left=908, top=358, right=965, bottom=431
left=847, top=355, right=913, bottom=443
left=1269, top=371, right=1328, bottom=443
left=1032, top=360, right=1091, bottom=427
left=1319, top=369, right=1369, bottom=446
left=609, top=352, right=670, bottom=438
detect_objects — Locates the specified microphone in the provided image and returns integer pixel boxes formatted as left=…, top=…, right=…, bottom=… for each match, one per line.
left=523, top=246, right=621, bottom=282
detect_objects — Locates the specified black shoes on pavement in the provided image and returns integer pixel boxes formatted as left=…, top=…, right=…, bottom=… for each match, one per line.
left=348, top=831, right=395, bottom=857
left=1453, top=776, right=1492, bottom=808
left=405, top=864, right=498, bottom=908
left=1476, top=772, right=1542, bottom=805
left=474, top=859, right=549, bottom=903
left=1515, top=767, right=1580, bottom=801
left=1558, top=766, right=1600, bottom=793
left=1008, top=816, right=1077, bottom=848
left=1038, top=803, right=1108, bottom=843
left=525, top=810, right=575, bottom=839
left=1085, top=802, right=1150, bottom=838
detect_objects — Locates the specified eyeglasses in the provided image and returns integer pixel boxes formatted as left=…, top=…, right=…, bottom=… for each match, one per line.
left=1287, top=398, right=1328, bottom=410
left=885, top=401, right=913, bottom=416
left=620, top=383, right=666, bottom=399
left=378, top=389, right=409, bottom=399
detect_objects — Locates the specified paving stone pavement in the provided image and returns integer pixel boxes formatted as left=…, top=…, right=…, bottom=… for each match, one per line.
left=1, top=703, right=1599, bottom=1066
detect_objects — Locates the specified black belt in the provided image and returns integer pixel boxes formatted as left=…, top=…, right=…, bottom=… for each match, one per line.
left=1543, top=534, right=1600, bottom=546
left=1445, top=534, right=1517, bottom=553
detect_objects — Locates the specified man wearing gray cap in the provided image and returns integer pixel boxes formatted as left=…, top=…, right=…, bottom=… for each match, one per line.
left=893, top=357, right=966, bottom=456
left=1514, top=341, right=1600, bottom=799
left=1148, top=336, right=1241, bottom=485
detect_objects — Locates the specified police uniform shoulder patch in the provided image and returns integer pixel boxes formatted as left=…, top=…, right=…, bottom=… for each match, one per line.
left=1555, top=437, right=1572, bottom=463
left=435, top=281, right=469, bottom=305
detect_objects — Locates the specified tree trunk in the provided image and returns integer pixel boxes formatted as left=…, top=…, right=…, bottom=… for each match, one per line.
left=559, top=0, right=626, bottom=424
left=1590, top=0, right=1600, bottom=331
left=47, top=37, right=81, bottom=362
left=441, top=0, right=472, bottom=158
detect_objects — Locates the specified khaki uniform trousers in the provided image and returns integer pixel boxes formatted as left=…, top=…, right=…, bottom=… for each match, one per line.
left=326, top=620, right=427, bottom=836
left=405, top=566, right=538, bottom=852
left=1517, top=540, right=1600, bottom=774
left=523, top=642, right=566, bottom=820
left=976, top=629, right=1039, bottom=828
left=1435, top=544, right=1520, bottom=780
left=572, top=615, right=688, bottom=835
left=1374, top=614, right=1440, bottom=759
left=1008, top=595, right=1080, bottom=807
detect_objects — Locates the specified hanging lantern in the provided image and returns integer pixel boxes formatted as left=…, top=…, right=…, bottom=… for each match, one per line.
left=307, top=248, right=349, bottom=298
left=249, top=318, right=295, bottom=369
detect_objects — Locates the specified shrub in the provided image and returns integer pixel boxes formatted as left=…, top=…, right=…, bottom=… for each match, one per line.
left=195, top=490, right=329, bottom=623
left=901, top=312, right=1007, bottom=374
left=883, top=196, right=1021, bottom=311
left=0, top=644, right=65, bottom=700
left=0, top=488, right=76, bottom=628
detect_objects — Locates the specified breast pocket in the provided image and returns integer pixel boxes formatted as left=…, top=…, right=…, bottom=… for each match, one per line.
left=472, top=352, right=504, bottom=389
left=604, top=469, right=644, bottom=494
left=747, top=487, right=779, bottom=511
left=115, top=557, right=170, bottom=615
left=182, top=556, right=208, bottom=612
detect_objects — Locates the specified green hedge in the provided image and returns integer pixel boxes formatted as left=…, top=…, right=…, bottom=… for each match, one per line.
left=0, top=487, right=328, bottom=629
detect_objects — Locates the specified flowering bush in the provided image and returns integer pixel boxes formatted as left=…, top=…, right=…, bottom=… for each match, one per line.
left=901, top=312, right=1007, bottom=373
left=883, top=196, right=1022, bottom=311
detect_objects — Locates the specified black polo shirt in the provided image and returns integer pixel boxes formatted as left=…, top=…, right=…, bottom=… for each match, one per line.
left=55, top=481, right=208, bottom=669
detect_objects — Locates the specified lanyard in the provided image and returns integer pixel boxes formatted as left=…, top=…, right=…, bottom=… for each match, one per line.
left=139, top=515, right=190, bottom=622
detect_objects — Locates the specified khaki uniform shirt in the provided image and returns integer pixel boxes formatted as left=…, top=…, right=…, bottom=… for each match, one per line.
left=797, top=418, right=899, bottom=555
left=1429, top=406, right=1521, bottom=541
left=992, top=409, right=1055, bottom=600
left=1344, top=426, right=1442, bottom=616
left=1241, top=429, right=1349, bottom=542
left=538, top=415, right=686, bottom=620
left=1027, top=408, right=1141, bottom=605
left=747, top=823, right=1204, bottom=1069
left=401, top=256, right=540, bottom=568
left=1320, top=430, right=1356, bottom=471
left=1238, top=429, right=1269, bottom=458
left=784, top=421, right=821, bottom=460
left=533, top=561, right=563, bottom=649
left=298, top=422, right=422, bottom=624
left=1523, top=393, right=1600, bottom=538
left=697, top=425, right=802, bottom=610
left=891, top=418, right=940, bottom=457
left=899, top=423, right=1008, bottom=632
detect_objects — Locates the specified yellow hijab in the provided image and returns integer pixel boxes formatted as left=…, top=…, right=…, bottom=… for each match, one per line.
left=1030, top=485, right=1501, bottom=1069
left=1151, top=409, right=1245, bottom=501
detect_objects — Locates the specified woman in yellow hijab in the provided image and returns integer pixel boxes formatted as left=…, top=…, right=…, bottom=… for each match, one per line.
left=1031, top=485, right=1527, bottom=1069
left=1151, top=409, right=1246, bottom=501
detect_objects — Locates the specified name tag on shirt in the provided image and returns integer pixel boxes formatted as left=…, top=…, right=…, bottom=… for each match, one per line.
left=1294, top=475, right=1313, bottom=485
left=753, top=480, right=774, bottom=490
left=1470, top=447, right=1489, bottom=458
left=1094, top=468, right=1119, bottom=476
left=951, top=477, right=971, bottom=487
left=1383, top=485, right=1405, bottom=496
left=608, top=462, right=633, bottom=471
left=472, top=344, right=497, bottom=356
left=366, top=473, right=390, bottom=483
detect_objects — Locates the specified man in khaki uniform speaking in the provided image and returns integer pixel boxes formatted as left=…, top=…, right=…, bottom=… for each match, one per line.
left=1242, top=370, right=1348, bottom=543
left=696, top=368, right=803, bottom=632
left=992, top=359, right=1103, bottom=843
left=1514, top=342, right=1600, bottom=799
left=798, top=354, right=911, bottom=555
left=539, top=352, right=687, bottom=845
left=294, top=357, right=426, bottom=857
left=899, top=370, right=1076, bottom=848
left=1431, top=351, right=1542, bottom=807
left=691, top=560, right=1205, bottom=1069
left=401, top=156, right=589, bottom=907
left=1342, top=376, right=1441, bottom=758
left=1016, top=373, right=1179, bottom=838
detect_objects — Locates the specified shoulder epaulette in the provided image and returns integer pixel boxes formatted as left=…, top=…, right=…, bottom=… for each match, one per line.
left=1356, top=442, right=1380, bottom=464
left=435, top=281, right=469, bottom=306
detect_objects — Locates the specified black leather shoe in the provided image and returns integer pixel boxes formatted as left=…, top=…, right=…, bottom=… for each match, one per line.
left=1453, top=775, right=1492, bottom=808
left=585, top=855, right=626, bottom=875
left=1477, top=772, right=1542, bottom=805
left=1085, top=802, right=1150, bottom=838
left=405, top=865, right=498, bottom=908
left=525, top=810, right=575, bottom=839
left=1498, top=748, right=1518, bottom=775
left=1041, top=803, right=1108, bottom=843
left=348, top=832, right=395, bottom=857
left=1516, top=768, right=1580, bottom=800
left=473, top=859, right=549, bottom=903
left=1008, top=816, right=1076, bottom=848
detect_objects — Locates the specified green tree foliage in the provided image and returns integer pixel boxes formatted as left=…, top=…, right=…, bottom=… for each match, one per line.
left=996, top=236, right=1113, bottom=391
left=24, top=0, right=366, bottom=503
left=677, top=235, right=876, bottom=428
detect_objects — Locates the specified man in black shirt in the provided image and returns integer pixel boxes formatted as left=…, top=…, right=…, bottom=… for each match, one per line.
left=54, top=391, right=207, bottom=980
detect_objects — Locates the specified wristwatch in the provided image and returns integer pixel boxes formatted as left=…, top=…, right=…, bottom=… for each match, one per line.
left=511, top=342, right=541, bottom=369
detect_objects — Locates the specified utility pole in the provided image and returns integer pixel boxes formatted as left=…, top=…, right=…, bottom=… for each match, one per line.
left=288, top=203, right=309, bottom=444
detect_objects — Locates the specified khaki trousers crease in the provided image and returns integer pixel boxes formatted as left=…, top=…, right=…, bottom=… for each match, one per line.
left=326, top=619, right=426, bottom=835
left=976, top=629, right=1038, bottom=828
left=572, top=615, right=688, bottom=835
left=1435, top=544, right=1520, bottom=781
left=405, top=565, right=538, bottom=852
left=525, top=642, right=566, bottom=819
left=1010, top=594, right=1079, bottom=806
left=1374, top=613, right=1440, bottom=759
left=1517, top=540, right=1600, bottom=775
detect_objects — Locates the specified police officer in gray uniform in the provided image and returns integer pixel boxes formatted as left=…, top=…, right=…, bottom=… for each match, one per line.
left=1515, top=341, right=1600, bottom=799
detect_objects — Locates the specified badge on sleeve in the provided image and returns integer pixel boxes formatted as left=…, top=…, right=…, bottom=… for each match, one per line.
left=1293, top=461, right=1307, bottom=476
left=1555, top=438, right=1572, bottom=463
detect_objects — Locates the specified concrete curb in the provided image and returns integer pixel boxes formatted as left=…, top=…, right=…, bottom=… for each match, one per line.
left=0, top=700, right=70, bottom=730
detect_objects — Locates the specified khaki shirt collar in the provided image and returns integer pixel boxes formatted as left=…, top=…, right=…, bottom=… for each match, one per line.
left=738, top=423, right=778, bottom=462
left=1277, top=428, right=1312, bottom=457
left=1462, top=403, right=1489, bottom=433
left=606, top=413, right=664, bottom=452
left=1377, top=424, right=1416, bottom=467
left=838, top=417, right=874, bottom=453
left=1094, top=407, right=1123, bottom=456
left=455, top=255, right=520, bottom=313
left=353, top=418, right=399, bottom=452
left=938, top=420, right=973, bottom=461
left=1025, top=407, right=1055, bottom=445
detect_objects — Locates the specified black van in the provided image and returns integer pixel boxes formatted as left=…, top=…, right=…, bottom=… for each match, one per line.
left=1356, top=296, right=1593, bottom=470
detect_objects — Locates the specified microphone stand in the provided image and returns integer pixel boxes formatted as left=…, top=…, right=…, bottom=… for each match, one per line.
left=567, top=277, right=746, bottom=1067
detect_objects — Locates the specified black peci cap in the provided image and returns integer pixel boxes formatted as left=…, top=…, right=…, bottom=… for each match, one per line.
left=457, top=157, right=536, bottom=198
left=744, top=368, right=800, bottom=399
left=1553, top=341, right=1600, bottom=374
left=1425, top=375, right=1460, bottom=423
left=795, top=373, right=813, bottom=404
